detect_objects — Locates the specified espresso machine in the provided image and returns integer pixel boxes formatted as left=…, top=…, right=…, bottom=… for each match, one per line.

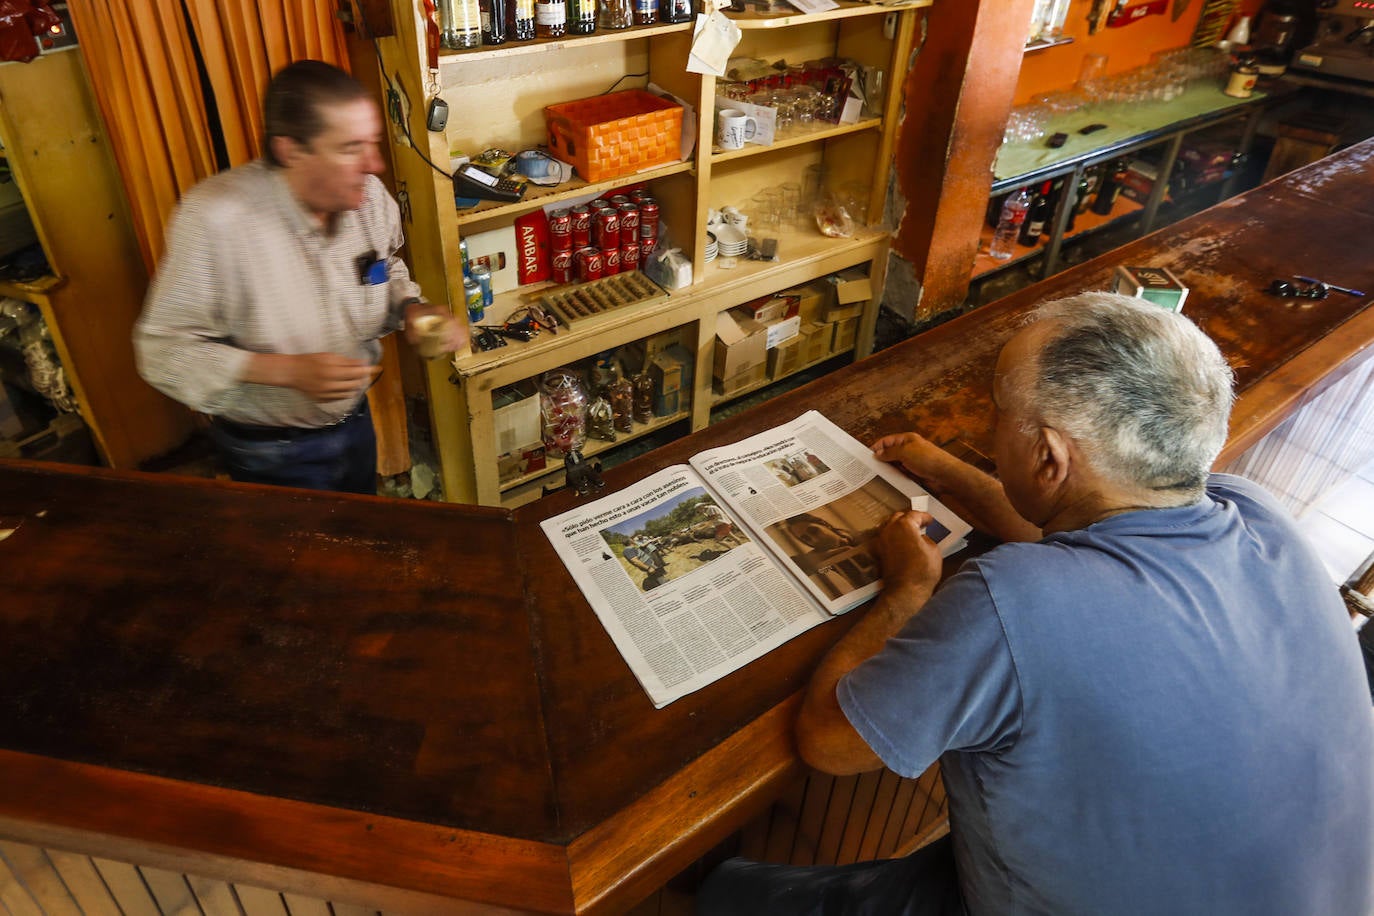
left=1290, top=0, right=1374, bottom=83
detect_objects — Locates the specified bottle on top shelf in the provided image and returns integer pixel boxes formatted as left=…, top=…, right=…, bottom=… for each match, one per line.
left=599, top=0, right=634, bottom=29
left=440, top=0, right=483, bottom=48
left=1065, top=170, right=1091, bottom=233
left=569, top=0, right=597, bottom=34
left=480, top=0, right=508, bottom=44
left=660, top=0, right=692, bottom=23
left=535, top=0, right=567, bottom=38
left=1018, top=180, right=1053, bottom=246
left=989, top=186, right=1032, bottom=260
left=509, top=0, right=536, bottom=39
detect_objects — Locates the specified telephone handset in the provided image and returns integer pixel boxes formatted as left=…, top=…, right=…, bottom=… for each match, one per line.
left=454, top=163, right=526, bottom=203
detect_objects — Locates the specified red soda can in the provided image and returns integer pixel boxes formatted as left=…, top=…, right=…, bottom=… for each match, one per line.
left=604, top=246, right=621, bottom=275
left=620, top=242, right=640, bottom=272
left=616, top=202, right=640, bottom=235
left=628, top=189, right=652, bottom=202
left=548, top=208, right=573, bottom=250
left=575, top=246, right=603, bottom=282
left=593, top=207, right=621, bottom=252
left=570, top=204, right=592, bottom=248
left=640, top=237, right=657, bottom=260
left=608, top=194, right=631, bottom=205
left=587, top=198, right=611, bottom=213
left=552, top=248, right=575, bottom=284
left=638, top=199, right=660, bottom=238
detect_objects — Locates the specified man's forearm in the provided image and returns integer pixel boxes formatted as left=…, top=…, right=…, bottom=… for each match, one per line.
left=921, top=450, right=1040, bottom=543
left=795, top=578, right=935, bottom=775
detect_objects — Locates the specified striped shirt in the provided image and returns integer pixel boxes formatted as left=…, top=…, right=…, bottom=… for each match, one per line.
left=134, top=160, right=420, bottom=428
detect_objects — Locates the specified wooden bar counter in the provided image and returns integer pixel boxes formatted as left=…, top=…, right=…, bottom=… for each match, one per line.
left=2, top=141, right=1373, bottom=915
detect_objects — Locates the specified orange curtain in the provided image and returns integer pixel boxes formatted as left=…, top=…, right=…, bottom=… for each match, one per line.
left=67, top=0, right=217, bottom=273
left=67, top=0, right=350, bottom=272
left=183, top=0, right=350, bottom=166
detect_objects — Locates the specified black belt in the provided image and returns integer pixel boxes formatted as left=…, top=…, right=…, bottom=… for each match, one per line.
left=212, top=406, right=364, bottom=442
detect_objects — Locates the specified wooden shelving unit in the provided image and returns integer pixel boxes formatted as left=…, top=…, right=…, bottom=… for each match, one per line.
left=379, top=0, right=918, bottom=505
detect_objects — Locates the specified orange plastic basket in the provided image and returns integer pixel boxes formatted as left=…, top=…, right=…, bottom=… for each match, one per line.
left=544, top=90, right=684, bottom=183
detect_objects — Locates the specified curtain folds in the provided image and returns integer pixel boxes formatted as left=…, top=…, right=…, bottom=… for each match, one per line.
left=68, top=0, right=350, bottom=272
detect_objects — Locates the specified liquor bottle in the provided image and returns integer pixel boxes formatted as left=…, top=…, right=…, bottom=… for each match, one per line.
left=988, top=187, right=1032, bottom=260
left=535, top=0, right=566, bottom=38
left=509, top=0, right=536, bottom=40
left=1091, top=159, right=1128, bottom=216
left=1074, top=166, right=1099, bottom=215
left=660, top=0, right=692, bottom=23
left=439, top=0, right=483, bottom=48
left=1065, top=171, right=1091, bottom=233
left=569, top=0, right=597, bottom=33
left=598, top=0, right=634, bottom=29
left=480, top=0, right=508, bottom=44
left=1018, top=180, right=1053, bottom=246
left=633, top=0, right=658, bottom=25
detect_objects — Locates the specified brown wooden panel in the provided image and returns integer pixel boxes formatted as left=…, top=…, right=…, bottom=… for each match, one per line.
left=45, top=851, right=122, bottom=916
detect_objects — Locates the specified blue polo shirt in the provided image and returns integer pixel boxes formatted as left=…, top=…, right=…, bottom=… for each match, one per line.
left=839, top=474, right=1374, bottom=915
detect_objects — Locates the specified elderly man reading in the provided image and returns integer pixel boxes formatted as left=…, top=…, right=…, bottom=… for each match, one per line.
left=699, top=292, right=1374, bottom=916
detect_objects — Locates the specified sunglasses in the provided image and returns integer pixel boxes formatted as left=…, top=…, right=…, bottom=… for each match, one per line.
left=1267, top=279, right=1329, bottom=300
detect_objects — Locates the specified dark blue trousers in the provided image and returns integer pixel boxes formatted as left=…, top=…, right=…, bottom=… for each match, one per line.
left=696, top=835, right=964, bottom=916
left=208, top=401, right=377, bottom=495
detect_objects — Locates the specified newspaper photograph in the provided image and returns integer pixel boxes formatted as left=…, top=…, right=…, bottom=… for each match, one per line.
left=541, top=465, right=831, bottom=708
left=689, top=411, right=971, bottom=614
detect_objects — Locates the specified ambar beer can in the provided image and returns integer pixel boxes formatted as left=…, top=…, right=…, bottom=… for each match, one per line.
left=575, top=246, right=604, bottom=282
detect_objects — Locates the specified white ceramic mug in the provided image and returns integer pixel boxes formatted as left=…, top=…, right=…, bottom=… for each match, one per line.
left=717, top=108, right=757, bottom=151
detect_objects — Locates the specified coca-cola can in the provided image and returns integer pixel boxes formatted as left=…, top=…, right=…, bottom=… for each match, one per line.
left=628, top=189, right=652, bottom=202
left=638, top=199, right=660, bottom=238
left=608, top=194, right=631, bottom=205
left=575, top=246, right=603, bottom=282
left=604, top=246, right=621, bottom=275
left=616, top=202, right=640, bottom=235
left=587, top=198, right=611, bottom=213
left=640, top=237, right=657, bottom=260
left=548, top=208, right=572, bottom=250
left=593, top=207, right=621, bottom=252
left=570, top=205, right=592, bottom=248
left=552, top=248, right=575, bottom=284
left=620, top=242, right=640, bottom=272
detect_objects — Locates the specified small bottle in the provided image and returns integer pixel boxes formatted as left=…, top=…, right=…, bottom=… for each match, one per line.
left=509, top=0, right=536, bottom=40
left=608, top=369, right=634, bottom=432
left=599, top=0, right=634, bottom=30
left=439, top=0, right=483, bottom=48
left=660, top=0, right=692, bottom=23
left=1018, top=180, right=1053, bottom=246
left=1066, top=171, right=1091, bottom=233
left=535, top=0, right=566, bottom=38
left=633, top=0, right=658, bottom=25
left=1091, top=159, right=1128, bottom=216
left=631, top=372, right=655, bottom=423
left=988, top=187, right=1032, bottom=260
left=480, top=0, right=508, bottom=44
left=569, top=0, right=597, bottom=33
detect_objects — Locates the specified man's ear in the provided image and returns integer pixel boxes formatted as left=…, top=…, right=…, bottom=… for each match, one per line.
left=1034, top=425, right=1072, bottom=491
left=269, top=134, right=301, bottom=167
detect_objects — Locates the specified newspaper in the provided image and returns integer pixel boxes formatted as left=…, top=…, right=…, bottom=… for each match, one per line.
left=540, top=411, right=971, bottom=707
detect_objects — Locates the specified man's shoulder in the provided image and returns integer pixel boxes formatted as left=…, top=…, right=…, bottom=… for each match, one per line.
left=177, top=161, right=276, bottom=222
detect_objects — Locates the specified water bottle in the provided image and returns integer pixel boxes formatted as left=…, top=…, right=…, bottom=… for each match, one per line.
left=989, top=187, right=1032, bottom=260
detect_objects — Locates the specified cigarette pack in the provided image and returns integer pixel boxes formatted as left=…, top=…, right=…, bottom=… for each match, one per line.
left=1112, top=265, right=1189, bottom=312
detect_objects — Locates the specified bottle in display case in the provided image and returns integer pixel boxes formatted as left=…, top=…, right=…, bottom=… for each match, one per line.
left=535, top=0, right=566, bottom=38
left=480, top=0, right=508, bottom=44
left=509, top=0, right=536, bottom=40
left=660, top=0, right=692, bottom=23
left=599, top=0, right=634, bottom=30
left=633, top=0, right=657, bottom=25
left=988, top=187, right=1031, bottom=260
left=439, top=0, right=483, bottom=48
left=569, top=0, right=597, bottom=34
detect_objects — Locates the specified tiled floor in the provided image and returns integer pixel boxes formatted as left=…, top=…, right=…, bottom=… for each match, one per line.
left=1296, top=458, right=1374, bottom=587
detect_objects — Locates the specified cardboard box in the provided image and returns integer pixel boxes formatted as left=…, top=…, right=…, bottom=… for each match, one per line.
left=714, top=362, right=768, bottom=397
left=767, top=335, right=803, bottom=378
left=649, top=348, right=687, bottom=396
left=664, top=343, right=695, bottom=391
left=714, top=309, right=768, bottom=380
left=1112, top=265, right=1189, bottom=312
left=654, top=389, right=681, bottom=417
left=763, top=313, right=801, bottom=349
left=740, top=294, right=786, bottom=324
left=778, top=280, right=830, bottom=324
left=831, top=317, right=860, bottom=353
left=493, top=381, right=541, bottom=456
left=827, top=267, right=872, bottom=322
left=801, top=321, right=831, bottom=362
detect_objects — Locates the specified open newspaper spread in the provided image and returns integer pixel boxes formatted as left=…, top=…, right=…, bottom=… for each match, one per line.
left=540, top=411, right=971, bottom=707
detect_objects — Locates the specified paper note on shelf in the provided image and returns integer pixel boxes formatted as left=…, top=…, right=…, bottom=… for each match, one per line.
left=687, top=9, right=741, bottom=76
left=787, top=0, right=839, bottom=12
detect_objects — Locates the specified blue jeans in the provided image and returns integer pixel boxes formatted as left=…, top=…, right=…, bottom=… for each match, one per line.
left=696, top=835, right=964, bottom=916
left=209, top=402, right=377, bottom=495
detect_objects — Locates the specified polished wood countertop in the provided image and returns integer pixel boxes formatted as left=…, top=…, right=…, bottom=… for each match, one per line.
left=2, top=141, right=1373, bottom=915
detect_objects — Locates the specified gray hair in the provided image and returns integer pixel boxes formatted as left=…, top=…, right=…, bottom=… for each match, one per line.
left=1019, top=292, right=1234, bottom=494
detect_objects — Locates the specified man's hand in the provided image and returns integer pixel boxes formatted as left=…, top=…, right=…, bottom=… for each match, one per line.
left=871, top=431, right=947, bottom=481
left=244, top=352, right=378, bottom=402
left=404, top=300, right=469, bottom=354
left=874, top=510, right=943, bottom=593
